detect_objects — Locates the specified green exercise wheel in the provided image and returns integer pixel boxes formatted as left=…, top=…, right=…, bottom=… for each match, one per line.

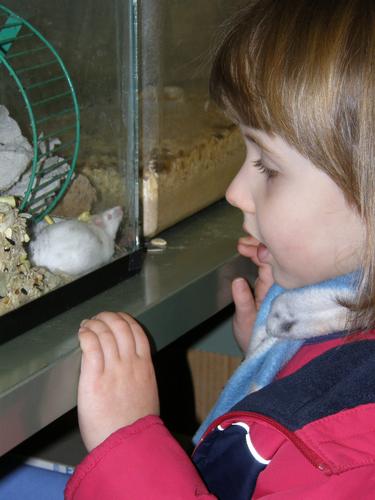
left=0, top=4, right=80, bottom=220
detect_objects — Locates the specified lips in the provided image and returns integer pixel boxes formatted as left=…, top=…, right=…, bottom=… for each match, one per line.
left=242, top=223, right=270, bottom=262
left=242, top=224, right=260, bottom=240
left=257, top=242, right=270, bottom=263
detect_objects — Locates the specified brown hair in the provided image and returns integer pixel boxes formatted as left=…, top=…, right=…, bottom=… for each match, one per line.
left=210, top=0, right=375, bottom=330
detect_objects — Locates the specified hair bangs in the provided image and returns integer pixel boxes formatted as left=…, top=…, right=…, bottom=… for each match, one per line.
left=209, top=0, right=367, bottom=170
left=209, top=0, right=375, bottom=331
left=209, top=7, right=275, bottom=133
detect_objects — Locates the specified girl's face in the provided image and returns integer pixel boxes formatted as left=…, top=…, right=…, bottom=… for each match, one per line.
left=226, top=126, right=365, bottom=288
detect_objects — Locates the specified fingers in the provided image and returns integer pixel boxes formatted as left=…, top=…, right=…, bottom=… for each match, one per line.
left=78, top=328, right=105, bottom=375
left=238, top=235, right=260, bottom=246
left=255, top=264, right=274, bottom=308
left=237, top=234, right=274, bottom=307
left=232, top=278, right=257, bottom=327
left=117, top=312, right=152, bottom=358
left=92, top=312, right=138, bottom=359
left=79, top=318, right=120, bottom=364
left=232, top=277, right=255, bottom=313
left=232, top=278, right=257, bottom=353
left=78, top=312, right=151, bottom=362
left=94, top=312, right=151, bottom=359
left=237, top=235, right=262, bottom=266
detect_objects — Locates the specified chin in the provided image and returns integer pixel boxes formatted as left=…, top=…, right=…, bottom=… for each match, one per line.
left=271, top=268, right=300, bottom=289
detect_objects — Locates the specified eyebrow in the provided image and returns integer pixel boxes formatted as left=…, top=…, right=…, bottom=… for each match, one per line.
left=244, top=133, right=271, bottom=152
left=244, top=132, right=274, bottom=156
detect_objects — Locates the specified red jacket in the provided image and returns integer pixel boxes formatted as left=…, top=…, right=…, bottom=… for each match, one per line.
left=65, top=332, right=375, bottom=499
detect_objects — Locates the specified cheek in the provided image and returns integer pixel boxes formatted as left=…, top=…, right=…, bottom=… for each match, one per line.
left=258, top=201, right=321, bottom=260
left=255, top=195, right=295, bottom=243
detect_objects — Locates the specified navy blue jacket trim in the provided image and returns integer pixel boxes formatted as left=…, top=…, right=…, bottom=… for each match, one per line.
left=302, top=329, right=347, bottom=345
left=193, top=423, right=266, bottom=500
left=232, top=338, right=375, bottom=431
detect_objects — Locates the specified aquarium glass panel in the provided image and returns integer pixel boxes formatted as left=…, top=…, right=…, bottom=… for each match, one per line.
left=0, top=0, right=140, bottom=318
left=140, top=0, right=247, bottom=236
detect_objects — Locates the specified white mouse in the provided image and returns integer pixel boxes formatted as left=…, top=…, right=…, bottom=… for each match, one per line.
left=29, top=206, right=123, bottom=276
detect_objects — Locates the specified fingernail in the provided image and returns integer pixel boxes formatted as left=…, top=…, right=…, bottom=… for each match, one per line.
left=80, top=319, right=88, bottom=327
left=233, top=278, right=246, bottom=291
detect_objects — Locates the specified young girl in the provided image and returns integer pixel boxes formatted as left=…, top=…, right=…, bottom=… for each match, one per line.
left=65, top=1, right=375, bottom=498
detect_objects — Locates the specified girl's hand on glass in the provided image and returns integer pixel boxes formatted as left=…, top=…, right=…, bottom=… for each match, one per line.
left=232, top=236, right=274, bottom=354
left=77, top=312, right=159, bottom=452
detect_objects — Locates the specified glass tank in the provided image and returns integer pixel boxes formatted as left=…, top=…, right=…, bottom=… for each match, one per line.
left=0, top=0, right=141, bottom=332
left=140, top=0, right=247, bottom=236
left=0, top=0, right=246, bottom=333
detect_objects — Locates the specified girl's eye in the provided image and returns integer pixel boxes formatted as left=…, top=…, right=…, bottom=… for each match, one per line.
left=253, top=159, right=277, bottom=179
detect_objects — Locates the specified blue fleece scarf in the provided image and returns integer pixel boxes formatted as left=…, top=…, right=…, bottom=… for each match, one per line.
left=193, top=272, right=360, bottom=444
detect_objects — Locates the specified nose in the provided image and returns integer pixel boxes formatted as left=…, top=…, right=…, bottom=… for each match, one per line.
left=225, top=166, right=256, bottom=213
